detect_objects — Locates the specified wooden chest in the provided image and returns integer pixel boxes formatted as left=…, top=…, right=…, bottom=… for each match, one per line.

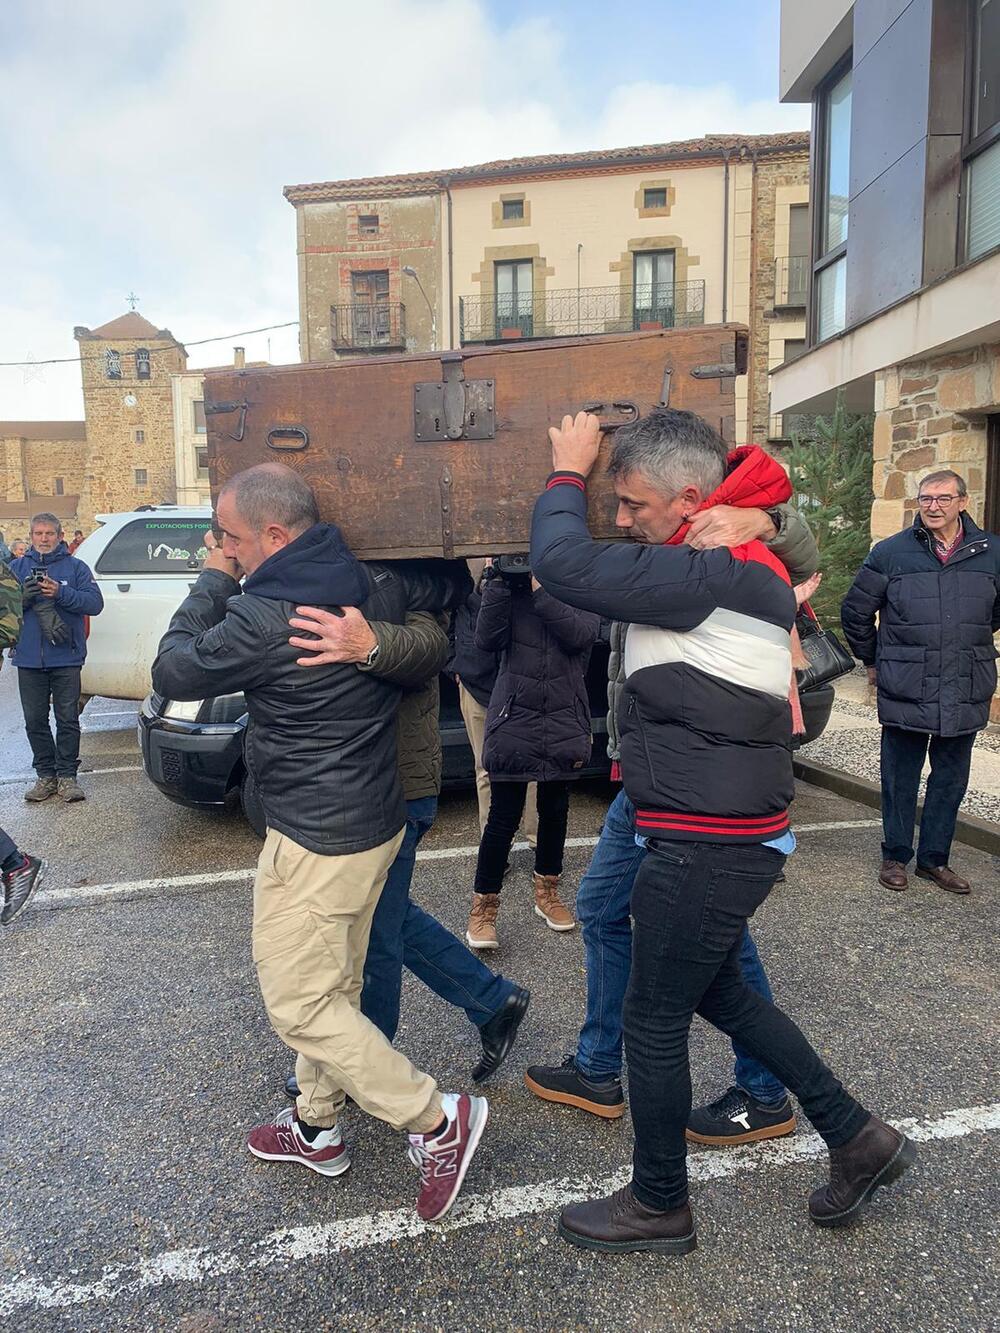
left=205, top=324, right=748, bottom=559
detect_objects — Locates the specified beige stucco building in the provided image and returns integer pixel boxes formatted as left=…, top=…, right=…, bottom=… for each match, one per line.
left=285, top=134, right=811, bottom=447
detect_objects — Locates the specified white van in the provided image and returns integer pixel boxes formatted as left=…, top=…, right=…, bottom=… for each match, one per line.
left=74, top=506, right=211, bottom=701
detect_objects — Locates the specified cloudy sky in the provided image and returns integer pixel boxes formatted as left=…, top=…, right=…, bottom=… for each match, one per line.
left=0, top=0, right=807, bottom=420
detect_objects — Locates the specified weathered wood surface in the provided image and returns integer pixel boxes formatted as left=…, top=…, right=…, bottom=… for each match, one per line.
left=205, top=325, right=747, bottom=559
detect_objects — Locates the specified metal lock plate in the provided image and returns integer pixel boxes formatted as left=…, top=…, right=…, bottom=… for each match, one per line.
left=414, top=354, right=495, bottom=441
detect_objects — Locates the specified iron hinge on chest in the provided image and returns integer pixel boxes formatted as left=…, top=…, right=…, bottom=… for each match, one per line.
left=414, top=353, right=496, bottom=442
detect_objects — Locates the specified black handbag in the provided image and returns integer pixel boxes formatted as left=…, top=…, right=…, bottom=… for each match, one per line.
left=794, top=604, right=856, bottom=691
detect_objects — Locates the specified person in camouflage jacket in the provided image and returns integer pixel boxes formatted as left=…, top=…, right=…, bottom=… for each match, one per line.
left=0, top=559, right=23, bottom=669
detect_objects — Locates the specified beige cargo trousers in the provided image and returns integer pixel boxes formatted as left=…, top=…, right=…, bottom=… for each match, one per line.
left=252, top=825, right=444, bottom=1134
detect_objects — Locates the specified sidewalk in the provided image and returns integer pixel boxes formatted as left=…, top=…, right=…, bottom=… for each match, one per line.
left=799, top=668, right=1000, bottom=825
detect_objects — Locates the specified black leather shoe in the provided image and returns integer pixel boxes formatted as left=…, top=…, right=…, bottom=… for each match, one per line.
left=473, top=987, right=530, bottom=1083
left=558, top=1185, right=697, bottom=1254
left=809, top=1114, right=916, bottom=1227
left=525, top=1055, right=625, bottom=1119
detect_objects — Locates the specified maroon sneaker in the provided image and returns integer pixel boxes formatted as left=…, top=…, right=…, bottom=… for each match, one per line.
left=407, top=1092, right=488, bottom=1221
left=247, top=1106, right=350, bottom=1178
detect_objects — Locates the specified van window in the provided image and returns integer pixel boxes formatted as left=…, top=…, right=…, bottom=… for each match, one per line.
left=95, top=519, right=209, bottom=575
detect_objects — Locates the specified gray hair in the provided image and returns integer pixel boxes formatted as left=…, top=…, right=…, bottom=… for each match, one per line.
left=219, top=462, right=320, bottom=534
left=607, top=409, right=727, bottom=498
left=919, top=469, right=967, bottom=498
left=30, top=512, right=62, bottom=533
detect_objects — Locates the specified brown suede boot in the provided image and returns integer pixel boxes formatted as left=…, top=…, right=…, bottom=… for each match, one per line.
left=466, top=893, right=500, bottom=950
left=533, top=872, right=576, bottom=932
left=809, top=1115, right=916, bottom=1227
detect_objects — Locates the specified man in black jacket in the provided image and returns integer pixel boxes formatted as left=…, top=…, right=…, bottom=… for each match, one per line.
left=842, top=469, right=1000, bottom=895
left=152, top=463, right=486, bottom=1224
left=530, top=411, right=915, bottom=1256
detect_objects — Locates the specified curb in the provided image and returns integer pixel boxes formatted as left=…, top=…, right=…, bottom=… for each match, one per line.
left=793, top=756, right=1000, bottom=858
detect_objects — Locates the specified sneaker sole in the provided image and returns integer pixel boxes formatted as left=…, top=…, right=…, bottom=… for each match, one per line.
left=557, top=1220, right=697, bottom=1255
left=524, top=1072, right=625, bottom=1120
left=533, top=905, right=576, bottom=932
left=247, top=1143, right=351, bottom=1178
left=2, top=859, right=46, bottom=925
left=61, top=792, right=85, bottom=803
left=466, top=933, right=499, bottom=950
left=686, top=1115, right=797, bottom=1146
left=422, top=1097, right=489, bottom=1223
left=810, top=1134, right=917, bottom=1228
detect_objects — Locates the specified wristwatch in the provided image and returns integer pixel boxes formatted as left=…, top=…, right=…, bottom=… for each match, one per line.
left=764, top=507, right=785, bottom=540
left=363, top=641, right=380, bottom=668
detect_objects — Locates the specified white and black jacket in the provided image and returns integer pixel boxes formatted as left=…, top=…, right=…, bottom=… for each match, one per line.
left=530, top=474, right=796, bottom=843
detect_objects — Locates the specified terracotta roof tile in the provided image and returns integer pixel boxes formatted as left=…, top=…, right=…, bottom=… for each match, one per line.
left=0, top=421, right=87, bottom=441
left=76, top=312, right=183, bottom=343
left=284, top=132, right=810, bottom=202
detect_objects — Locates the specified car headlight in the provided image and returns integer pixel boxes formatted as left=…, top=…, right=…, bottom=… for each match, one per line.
left=162, top=699, right=203, bottom=721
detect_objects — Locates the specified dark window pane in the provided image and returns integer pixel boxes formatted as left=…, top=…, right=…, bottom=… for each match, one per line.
left=501, top=199, right=524, bottom=220
left=54, top=477, right=64, bottom=496
left=643, top=188, right=667, bottom=208
left=96, top=519, right=209, bottom=575
left=968, top=136, right=1000, bottom=259
left=135, top=429, right=145, bottom=443
left=196, top=449, right=210, bottom=479
left=193, top=400, right=206, bottom=433
left=134, top=469, right=148, bottom=487
left=784, top=338, right=806, bottom=362
left=359, top=214, right=379, bottom=235
left=789, top=204, right=810, bottom=257
left=106, top=349, right=122, bottom=379
left=973, top=0, right=1000, bottom=139
left=135, top=348, right=151, bottom=380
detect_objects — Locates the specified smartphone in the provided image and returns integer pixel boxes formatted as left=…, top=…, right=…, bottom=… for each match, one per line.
left=33, top=566, right=47, bottom=579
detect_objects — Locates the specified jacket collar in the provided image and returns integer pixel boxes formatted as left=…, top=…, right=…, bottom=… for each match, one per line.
left=911, top=511, right=989, bottom=560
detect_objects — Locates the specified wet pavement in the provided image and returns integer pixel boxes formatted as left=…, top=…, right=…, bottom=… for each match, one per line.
left=0, top=663, right=998, bottom=1332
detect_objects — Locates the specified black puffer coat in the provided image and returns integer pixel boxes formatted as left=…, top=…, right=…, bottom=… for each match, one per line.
left=841, top=513, right=1000, bottom=736
left=476, top=574, right=600, bottom=782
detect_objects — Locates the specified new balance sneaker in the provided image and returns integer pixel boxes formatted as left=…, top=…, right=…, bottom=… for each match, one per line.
left=247, top=1106, right=351, bottom=1177
left=524, top=1055, right=625, bottom=1120
left=686, top=1085, right=797, bottom=1146
left=1, top=855, right=45, bottom=925
left=407, top=1092, right=488, bottom=1222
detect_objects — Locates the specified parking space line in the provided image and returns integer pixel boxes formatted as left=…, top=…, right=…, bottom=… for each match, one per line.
left=0, top=1100, right=996, bottom=1318
left=28, top=820, right=884, bottom=912
left=0, top=766, right=142, bottom=786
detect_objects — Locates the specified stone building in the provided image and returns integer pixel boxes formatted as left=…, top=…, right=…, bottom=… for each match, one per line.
left=73, top=312, right=188, bottom=529
left=771, top=0, right=1000, bottom=713
left=171, top=348, right=267, bottom=507
left=0, top=421, right=88, bottom=539
left=284, top=134, right=812, bottom=447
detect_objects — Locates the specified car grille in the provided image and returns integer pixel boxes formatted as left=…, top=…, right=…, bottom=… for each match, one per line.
left=160, top=748, right=184, bottom=785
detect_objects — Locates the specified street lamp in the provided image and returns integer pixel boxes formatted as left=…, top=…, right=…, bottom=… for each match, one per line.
left=402, top=265, right=437, bottom=351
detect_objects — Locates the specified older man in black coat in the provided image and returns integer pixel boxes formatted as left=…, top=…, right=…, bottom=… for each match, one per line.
left=842, top=468, right=1000, bottom=895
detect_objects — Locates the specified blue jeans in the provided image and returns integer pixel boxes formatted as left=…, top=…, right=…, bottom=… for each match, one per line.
left=575, top=789, right=787, bottom=1106
left=361, top=796, right=516, bottom=1041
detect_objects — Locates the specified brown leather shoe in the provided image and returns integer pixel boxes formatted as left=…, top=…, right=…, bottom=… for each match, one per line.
left=558, top=1185, right=697, bottom=1254
left=466, top=893, right=500, bottom=950
left=878, top=859, right=908, bottom=891
left=915, top=864, right=971, bottom=895
left=533, top=872, right=576, bottom=932
left=809, top=1114, right=916, bottom=1227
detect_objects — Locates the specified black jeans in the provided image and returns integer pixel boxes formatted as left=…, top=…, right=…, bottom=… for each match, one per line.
left=474, top=778, right=570, bottom=893
left=17, top=666, right=82, bottom=778
left=880, top=725, right=976, bottom=867
left=625, top=839, right=869, bottom=1211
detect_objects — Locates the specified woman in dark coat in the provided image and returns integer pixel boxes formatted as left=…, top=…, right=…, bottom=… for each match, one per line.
left=466, top=562, right=600, bottom=950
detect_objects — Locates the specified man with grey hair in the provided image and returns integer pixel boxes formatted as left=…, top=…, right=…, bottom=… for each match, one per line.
left=9, top=511, right=103, bottom=803
left=843, top=467, right=1000, bottom=895
left=153, top=462, right=488, bottom=1222
left=529, top=409, right=914, bottom=1256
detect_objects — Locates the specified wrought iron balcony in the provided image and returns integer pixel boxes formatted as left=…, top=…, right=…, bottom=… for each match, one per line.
left=775, top=255, right=809, bottom=308
left=331, top=301, right=406, bottom=351
left=458, top=282, right=705, bottom=345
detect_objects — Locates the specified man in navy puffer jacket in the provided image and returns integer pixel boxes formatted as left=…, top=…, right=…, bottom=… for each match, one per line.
left=10, top=513, right=103, bottom=803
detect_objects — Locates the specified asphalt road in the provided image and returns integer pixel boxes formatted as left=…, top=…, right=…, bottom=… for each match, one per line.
left=0, top=664, right=998, bottom=1333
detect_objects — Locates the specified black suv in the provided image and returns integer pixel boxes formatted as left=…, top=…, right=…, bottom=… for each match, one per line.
left=139, top=640, right=835, bottom=837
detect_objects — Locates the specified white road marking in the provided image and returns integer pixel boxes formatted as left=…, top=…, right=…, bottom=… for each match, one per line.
left=28, top=820, right=885, bottom=912
left=0, top=1101, right=995, bottom=1317
left=0, top=765, right=142, bottom=786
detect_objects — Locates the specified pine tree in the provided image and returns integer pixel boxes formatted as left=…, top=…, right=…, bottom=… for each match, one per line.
left=786, top=394, right=874, bottom=628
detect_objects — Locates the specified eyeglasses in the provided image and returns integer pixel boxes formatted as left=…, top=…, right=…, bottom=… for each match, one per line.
left=917, top=494, right=961, bottom=508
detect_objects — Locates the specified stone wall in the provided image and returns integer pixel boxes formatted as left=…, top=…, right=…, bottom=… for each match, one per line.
left=871, top=342, right=1000, bottom=540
